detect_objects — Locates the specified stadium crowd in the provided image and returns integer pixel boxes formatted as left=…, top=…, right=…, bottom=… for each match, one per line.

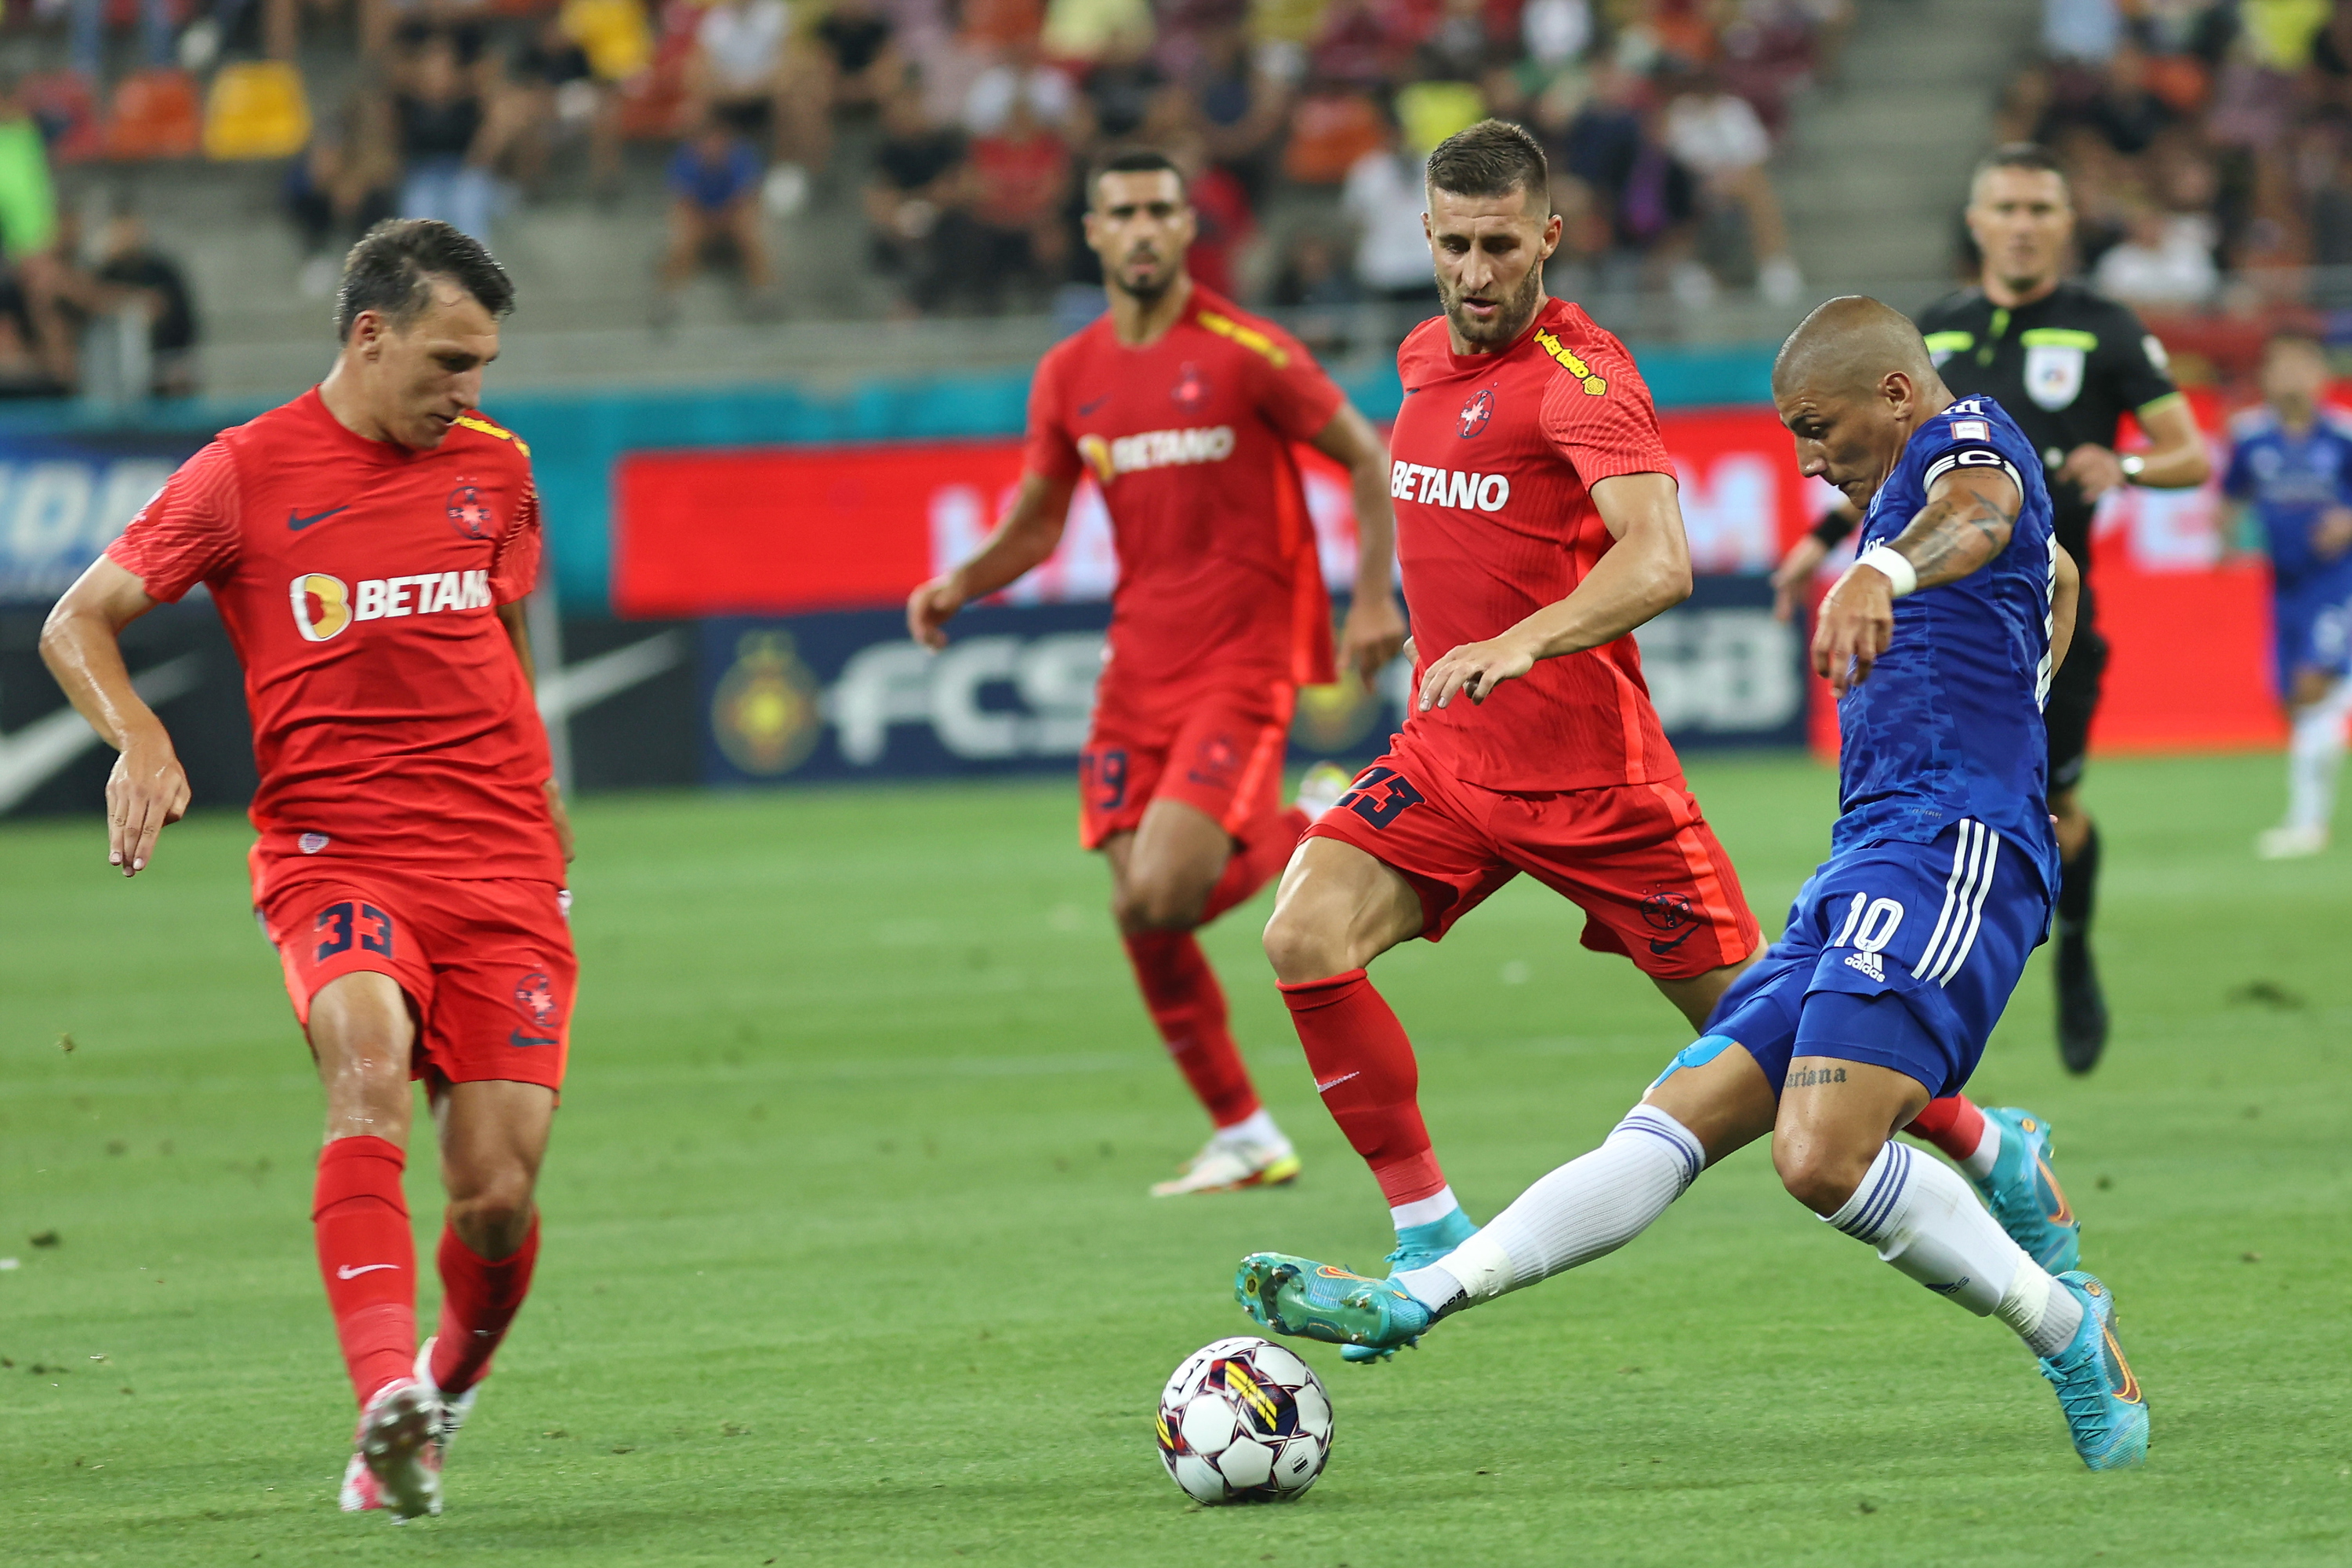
left=0, top=0, right=1852, bottom=340
left=2002, top=0, right=2352, bottom=326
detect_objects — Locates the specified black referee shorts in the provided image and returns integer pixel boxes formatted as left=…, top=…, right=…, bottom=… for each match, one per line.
left=2045, top=622, right=2108, bottom=795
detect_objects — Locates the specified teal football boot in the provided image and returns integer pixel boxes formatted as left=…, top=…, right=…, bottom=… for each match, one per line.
left=1338, top=1207, right=1479, bottom=1363
left=1974, top=1107, right=2081, bottom=1273
left=2038, top=1272, right=2147, bottom=1470
left=1236, top=1254, right=1435, bottom=1358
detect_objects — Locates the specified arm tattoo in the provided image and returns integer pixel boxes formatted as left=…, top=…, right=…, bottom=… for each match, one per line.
left=1887, top=481, right=2016, bottom=588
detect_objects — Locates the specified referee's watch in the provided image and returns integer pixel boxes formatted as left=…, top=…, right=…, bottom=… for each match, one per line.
left=2119, top=453, right=2145, bottom=481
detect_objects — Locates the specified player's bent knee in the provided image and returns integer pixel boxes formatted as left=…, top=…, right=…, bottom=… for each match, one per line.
left=1773, top=1140, right=1873, bottom=1218
left=1261, top=903, right=1348, bottom=982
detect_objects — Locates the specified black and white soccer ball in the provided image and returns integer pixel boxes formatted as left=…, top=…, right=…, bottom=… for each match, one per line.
left=1156, top=1335, right=1333, bottom=1504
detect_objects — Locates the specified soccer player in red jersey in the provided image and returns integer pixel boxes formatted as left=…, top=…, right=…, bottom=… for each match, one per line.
left=908, top=149, right=1408, bottom=1196
left=1258, top=124, right=2053, bottom=1330
left=40, top=221, right=572, bottom=1521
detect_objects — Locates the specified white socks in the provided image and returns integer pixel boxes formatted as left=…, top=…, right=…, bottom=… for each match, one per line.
left=1826, top=1141, right=2082, bottom=1357
left=1958, top=1117, right=2001, bottom=1181
left=1398, top=1107, right=1705, bottom=1312
left=1390, top=1186, right=1463, bottom=1229
left=2285, top=684, right=2352, bottom=832
left=1214, top=1108, right=1287, bottom=1152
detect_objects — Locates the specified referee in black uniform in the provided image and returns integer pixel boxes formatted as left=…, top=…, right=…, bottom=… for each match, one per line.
left=1773, top=143, right=2210, bottom=1074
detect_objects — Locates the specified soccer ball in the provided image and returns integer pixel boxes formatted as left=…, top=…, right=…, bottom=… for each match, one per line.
left=1156, top=1335, right=1332, bottom=1504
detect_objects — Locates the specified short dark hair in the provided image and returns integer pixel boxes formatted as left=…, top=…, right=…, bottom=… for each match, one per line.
left=335, top=218, right=515, bottom=341
left=1971, top=143, right=2070, bottom=195
left=1089, top=147, right=1186, bottom=205
left=1426, top=119, right=1549, bottom=204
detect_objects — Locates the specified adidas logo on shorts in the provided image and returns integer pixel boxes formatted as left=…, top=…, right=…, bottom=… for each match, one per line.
left=1844, top=949, right=1886, bottom=982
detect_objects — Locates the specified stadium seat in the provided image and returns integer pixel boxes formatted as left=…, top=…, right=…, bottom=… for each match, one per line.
left=202, top=62, right=313, bottom=162
left=24, top=71, right=105, bottom=164
left=103, top=69, right=203, bottom=161
left=1282, top=91, right=1385, bottom=186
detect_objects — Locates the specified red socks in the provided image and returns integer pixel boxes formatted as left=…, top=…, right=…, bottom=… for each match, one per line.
left=430, top=1216, right=541, bottom=1398
left=1124, top=931, right=1262, bottom=1127
left=313, top=1135, right=416, bottom=1406
left=1200, top=807, right=1310, bottom=924
left=1278, top=969, right=1445, bottom=1206
left=1905, top=1094, right=1987, bottom=1163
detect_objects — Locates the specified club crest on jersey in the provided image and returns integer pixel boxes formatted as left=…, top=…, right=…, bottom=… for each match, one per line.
left=290, top=573, right=353, bottom=641
left=1459, top=387, right=1494, bottom=437
left=446, top=484, right=495, bottom=539
left=1171, top=361, right=1208, bottom=410
left=514, top=971, right=559, bottom=1028
left=1533, top=328, right=1608, bottom=395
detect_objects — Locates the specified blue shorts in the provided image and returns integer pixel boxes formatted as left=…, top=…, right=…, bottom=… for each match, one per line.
left=2273, top=582, right=2352, bottom=695
left=1686, top=819, right=2053, bottom=1101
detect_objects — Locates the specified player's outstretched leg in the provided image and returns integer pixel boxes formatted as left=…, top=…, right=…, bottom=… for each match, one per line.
left=2259, top=678, right=2350, bottom=858
left=2052, top=812, right=2110, bottom=1073
left=1113, top=800, right=1305, bottom=1196
left=1904, top=1094, right=2079, bottom=1272
left=1780, top=1051, right=2145, bottom=1470
left=419, top=1078, right=555, bottom=1462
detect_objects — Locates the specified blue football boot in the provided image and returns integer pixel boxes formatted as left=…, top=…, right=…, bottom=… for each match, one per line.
left=2038, top=1272, right=2148, bottom=1470
left=1975, top=1107, right=2081, bottom=1273
left=1236, top=1254, right=1435, bottom=1358
left=1338, top=1207, right=1479, bottom=1363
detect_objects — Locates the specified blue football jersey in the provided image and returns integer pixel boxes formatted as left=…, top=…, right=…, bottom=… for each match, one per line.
left=1834, top=396, right=2063, bottom=896
left=2221, top=406, right=2352, bottom=598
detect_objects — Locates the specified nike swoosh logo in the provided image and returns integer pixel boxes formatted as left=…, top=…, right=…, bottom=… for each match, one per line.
left=1647, top=927, right=1698, bottom=956
left=336, top=1263, right=397, bottom=1279
left=509, top=1030, right=557, bottom=1047
left=288, top=505, right=349, bottom=532
left=1312, top=1071, right=1359, bottom=1094
left=1077, top=397, right=1108, bottom=416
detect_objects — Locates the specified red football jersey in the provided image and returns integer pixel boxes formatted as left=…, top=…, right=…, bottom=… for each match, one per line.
left=1388, top=297, right=1682, bottom=791
left=106, top=389, right=561, bottom=883
left=1023, top=285, right=1342, bottom=700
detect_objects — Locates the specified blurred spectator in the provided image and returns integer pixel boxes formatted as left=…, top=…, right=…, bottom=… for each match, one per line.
left=2093, top=202, right=2219, bottom=306
left=394, top=33, right=505, bottom=241
left=288, top=95, right=401, bottom=297
left=688, top=0, right=802, bottom=169
left=1189, top=22, right=1290, bottom=201
left=1041, top=0, right=1153, bottom=64
left=655, top=118, right=774, bottom=320
left=506, top=8, right=627, bottom=196
left=1556, top=64, right=1697, bottom=270
left=89, top=213, right=201, bottom=397
left=866, top=85, right=967, bottom=298
left=2042, top=42, right=2180, bottom=158
left=811, top=0, right=909, bottom=118
left=2043, top=0, right=2122, bottom=67
left=925, top=85, right=1069, bottom=311
left=0, top=76, right=60, bottom=268
left=1271, top=227, right=1360, bottom=308
left=1661, top=67, right=1802, bottom=303
left=1342, top=107, right=1436, bottom=304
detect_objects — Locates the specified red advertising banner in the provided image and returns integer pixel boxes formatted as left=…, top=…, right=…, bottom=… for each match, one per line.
left=615, top=400, right=2289, bottom=755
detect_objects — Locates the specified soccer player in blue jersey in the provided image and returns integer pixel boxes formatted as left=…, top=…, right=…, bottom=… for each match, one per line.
left=2224, top=330, right=2352, bottom=859
left=1232, top=297, right=2148, bottom=1471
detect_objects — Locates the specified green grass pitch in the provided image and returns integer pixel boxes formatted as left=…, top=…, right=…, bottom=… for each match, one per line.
left=4, top=753, right=2347, bottom=1566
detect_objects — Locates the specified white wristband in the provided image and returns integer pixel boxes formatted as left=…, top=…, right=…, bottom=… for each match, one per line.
left=1855, top=543, right=1918, bottom=598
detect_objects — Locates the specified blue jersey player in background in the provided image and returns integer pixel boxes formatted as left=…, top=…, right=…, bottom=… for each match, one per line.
left=2223, top=329, right=2352, bottom=860
left=1228, top=298, right=2149, bottom=1472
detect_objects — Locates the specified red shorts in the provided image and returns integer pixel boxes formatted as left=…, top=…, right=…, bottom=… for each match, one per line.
left=253, top=855, right=577, bottom=1091
left=1078, top=679, right=1296, bottom=850
left=1304, top=731, right=1762, bottom=981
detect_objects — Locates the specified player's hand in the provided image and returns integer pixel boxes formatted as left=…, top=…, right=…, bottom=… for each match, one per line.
left=1770, top=535, right=1830, bottom=622
left=906, top=574, right=967, bottom=650
left=545, top=780, right=575, bottom=863
left=2317, top=506, right=2352, bottom=561
left=1417, top=633, right=1537, bottom=711
left=105, top=730, right=188, bottom=877
left=1811, top=561, right=1898, bottom=698
left=2059, top=444, right=2128, bottom=503
left=1339, top=593, right=1408, bottom=686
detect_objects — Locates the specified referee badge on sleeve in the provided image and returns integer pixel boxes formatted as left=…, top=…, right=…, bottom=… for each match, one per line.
left=2024, top=343, right=2085, bottom=411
